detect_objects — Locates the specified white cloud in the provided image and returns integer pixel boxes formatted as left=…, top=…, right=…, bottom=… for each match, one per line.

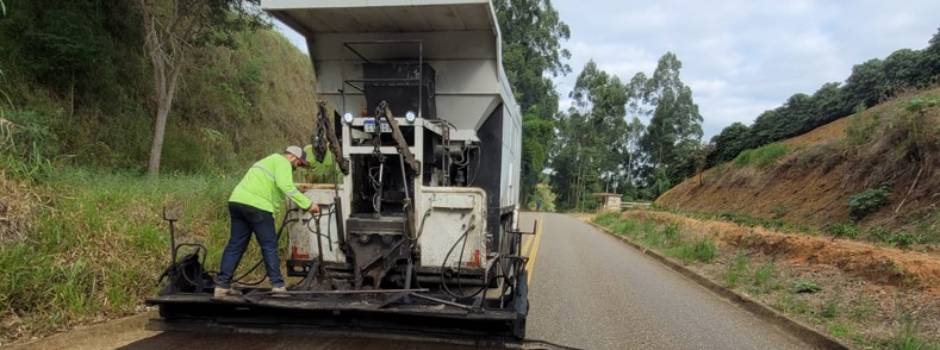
left=552, top=0, right=940, bottom=138
left=271, top=1, right=940, bottom=140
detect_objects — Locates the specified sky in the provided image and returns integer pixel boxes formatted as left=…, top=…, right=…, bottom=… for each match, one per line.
left=273, top=1, right=939, bottom=139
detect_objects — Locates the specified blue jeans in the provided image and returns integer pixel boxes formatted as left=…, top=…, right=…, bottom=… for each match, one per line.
left=216, top=202, right=284, bottom=289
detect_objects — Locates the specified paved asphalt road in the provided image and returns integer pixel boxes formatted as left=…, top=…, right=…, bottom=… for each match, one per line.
left=523, top=213, right=810, bottom=349
left=23, top=213, right=813, bottom=349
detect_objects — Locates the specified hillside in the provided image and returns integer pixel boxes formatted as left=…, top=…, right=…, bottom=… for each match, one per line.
left=0, top=1, right=317, bottom=173
left=657, top=88, right=940, bottom=242
left=0, top=3, right=323, bottom=343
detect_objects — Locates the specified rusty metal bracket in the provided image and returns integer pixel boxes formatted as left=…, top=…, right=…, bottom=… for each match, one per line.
left=312, top=102, right=349, bottom=174
left=372, top=101, right=420, bottom=240
left=374, top=101, right=420, bottom=172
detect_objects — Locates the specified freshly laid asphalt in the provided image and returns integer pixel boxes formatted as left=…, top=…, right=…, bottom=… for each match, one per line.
left=523, top=213, right=811, bottom=349
left=22, top=213, right=814, bottom=350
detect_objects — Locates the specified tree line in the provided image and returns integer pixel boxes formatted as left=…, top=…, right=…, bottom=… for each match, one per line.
left=496, top=2, right=940, bottom=210
left=0, top=0, right=315, bottom=175
left=495, top=1, right=703, bottom=210
left=707, top=30, right=940, bottom=168
left=550, top=54, right=704, bottom=209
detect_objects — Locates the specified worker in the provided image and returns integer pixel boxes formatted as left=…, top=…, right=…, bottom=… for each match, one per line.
left=214, top=146, right=320, bottom=298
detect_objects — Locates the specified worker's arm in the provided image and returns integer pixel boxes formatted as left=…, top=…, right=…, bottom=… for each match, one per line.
left=274, top=158, right=313, bottom=210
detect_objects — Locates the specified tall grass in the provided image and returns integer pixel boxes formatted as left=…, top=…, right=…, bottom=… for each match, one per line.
left=592, top=214, right=718, bottom=264
left=733, top=143, right=788, bottom=167
left=0, top=169, right=238, bottom=342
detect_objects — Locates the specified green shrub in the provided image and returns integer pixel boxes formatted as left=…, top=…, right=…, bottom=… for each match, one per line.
left=673, top=237, right=718, bottom=263
left=887, top=231, right=920, bottom=248
left=868, top=226, right=894, bottom=243
left=733, top=143, right=788, bottom=167
left=724, top=251, right=749, bottom=287
left=774, top=293, right=810, bottom=315
left=612, top=220, right=639, bottom=237
left=820, top=297, right=840, bottom=319
left=0, top=109, right=58, bottom=180
left=642, top=223, right=682, bottom=248
left=661, top=224, right=680, bottom=244
left=866, top=227, right=923, bottom=248
left=888, top=315, right=937, bottom=350
left=825, top=223, right=861, bottom=239
left=845, top=113, right=882, bottom=145
left=593, top=211, right=620, bottom=227
left=751, top=260, right=778, bottom=294
left=848, top=186, right=891, bottom=220
left=525, top=182, right=557, bottom=212
left=827, top=322, right=852, bottom=338
left=791, top=279, right=822, bottom=294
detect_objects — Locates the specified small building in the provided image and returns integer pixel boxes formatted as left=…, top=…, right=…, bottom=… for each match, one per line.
left=591, top=193, right=622, bottom=212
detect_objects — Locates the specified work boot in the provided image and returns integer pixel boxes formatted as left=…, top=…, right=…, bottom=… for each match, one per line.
left=213, top=287, right=242, bottom=298
left=271, top=286, right=288, bottom=296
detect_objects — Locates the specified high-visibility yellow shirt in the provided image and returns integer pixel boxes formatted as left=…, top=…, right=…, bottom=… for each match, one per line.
left=229, top=154, right=312, bottom=214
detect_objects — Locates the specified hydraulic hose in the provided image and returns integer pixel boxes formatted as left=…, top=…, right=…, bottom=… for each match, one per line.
left=440, top=222, right=488, bottom=300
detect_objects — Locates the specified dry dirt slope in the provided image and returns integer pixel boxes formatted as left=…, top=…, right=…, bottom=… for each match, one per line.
left=657, top=88, right=940, bottom=234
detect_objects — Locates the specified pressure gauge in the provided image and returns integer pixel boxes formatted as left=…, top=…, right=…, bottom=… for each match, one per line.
left=405, top=110, right=416, bottom=123
left=343, top=112, right=354, bottom=124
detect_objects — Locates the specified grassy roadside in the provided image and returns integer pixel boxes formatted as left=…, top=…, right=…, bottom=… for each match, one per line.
left=668, top=208, right=940, bottom=254
left=593, top=210, right=940, bottom=349
left=0, top=169, right=246, bottom=344
left=594, top=212, right=718, bottom=264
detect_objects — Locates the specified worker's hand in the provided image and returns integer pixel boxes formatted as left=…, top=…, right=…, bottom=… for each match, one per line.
left=308, top=205, right=321, bottom=214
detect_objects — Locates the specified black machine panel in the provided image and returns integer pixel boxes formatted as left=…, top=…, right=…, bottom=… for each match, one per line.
left=474, top=106, right=504, bottom=235
left=363, top=63, right=436, bottom=119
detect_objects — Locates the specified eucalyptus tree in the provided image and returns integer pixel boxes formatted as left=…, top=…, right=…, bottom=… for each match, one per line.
left=493, top=0, right=571, bottom=198
left=138, top=0, right=264, bottom=175
left=551, top=61, right=630, bottom=208
left=639, top=52, right=703, bottom=187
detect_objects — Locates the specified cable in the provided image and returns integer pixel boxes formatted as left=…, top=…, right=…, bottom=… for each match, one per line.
left=439, top=218, right=488, bottom=300
left=304, top=206, right=335, bottom=251
left=290, top=204, right=341, bottom=289
left=160, top=243, right=210, bottom=288
left=233, top=213, right=298, bottom=286
left=414, top=207, right=433, bottom=241
left=466, top=146, right=481, bottom=186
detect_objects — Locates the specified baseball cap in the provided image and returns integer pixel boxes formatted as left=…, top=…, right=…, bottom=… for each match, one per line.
left=285, top=145, right=309, bottom=167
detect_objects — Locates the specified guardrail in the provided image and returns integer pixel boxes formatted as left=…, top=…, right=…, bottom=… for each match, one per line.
left=621, top=202, right=652, bottom=209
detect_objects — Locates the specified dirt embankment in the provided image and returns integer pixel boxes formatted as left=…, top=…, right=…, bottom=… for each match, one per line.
left=657, top=88, right=940, bottom=234
left=627, top=210, right=940, bottom=295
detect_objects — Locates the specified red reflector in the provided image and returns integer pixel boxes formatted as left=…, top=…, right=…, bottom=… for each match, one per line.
left=291, top=246, right=310, bottom=260
left=468, top=249, right=482, bottom=267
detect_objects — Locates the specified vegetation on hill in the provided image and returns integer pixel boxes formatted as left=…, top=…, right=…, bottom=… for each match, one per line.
left=541, top=29, right=939, bottom=211
left=0, top=0, right=315, bottom=175
left=658, top=88, right=940, bottom=247
left=0, top=0, right=323, bottom=343
left=705, top=29, right=940, bottom=168
left=0, top=171, right=237, bottom=342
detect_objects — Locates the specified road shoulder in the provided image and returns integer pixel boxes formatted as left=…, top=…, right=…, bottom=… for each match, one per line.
left=584, top=217, right=850, bottom=350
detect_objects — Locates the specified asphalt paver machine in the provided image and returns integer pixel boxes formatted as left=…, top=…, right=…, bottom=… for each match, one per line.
left=147, top=0, right=539, bottom=343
